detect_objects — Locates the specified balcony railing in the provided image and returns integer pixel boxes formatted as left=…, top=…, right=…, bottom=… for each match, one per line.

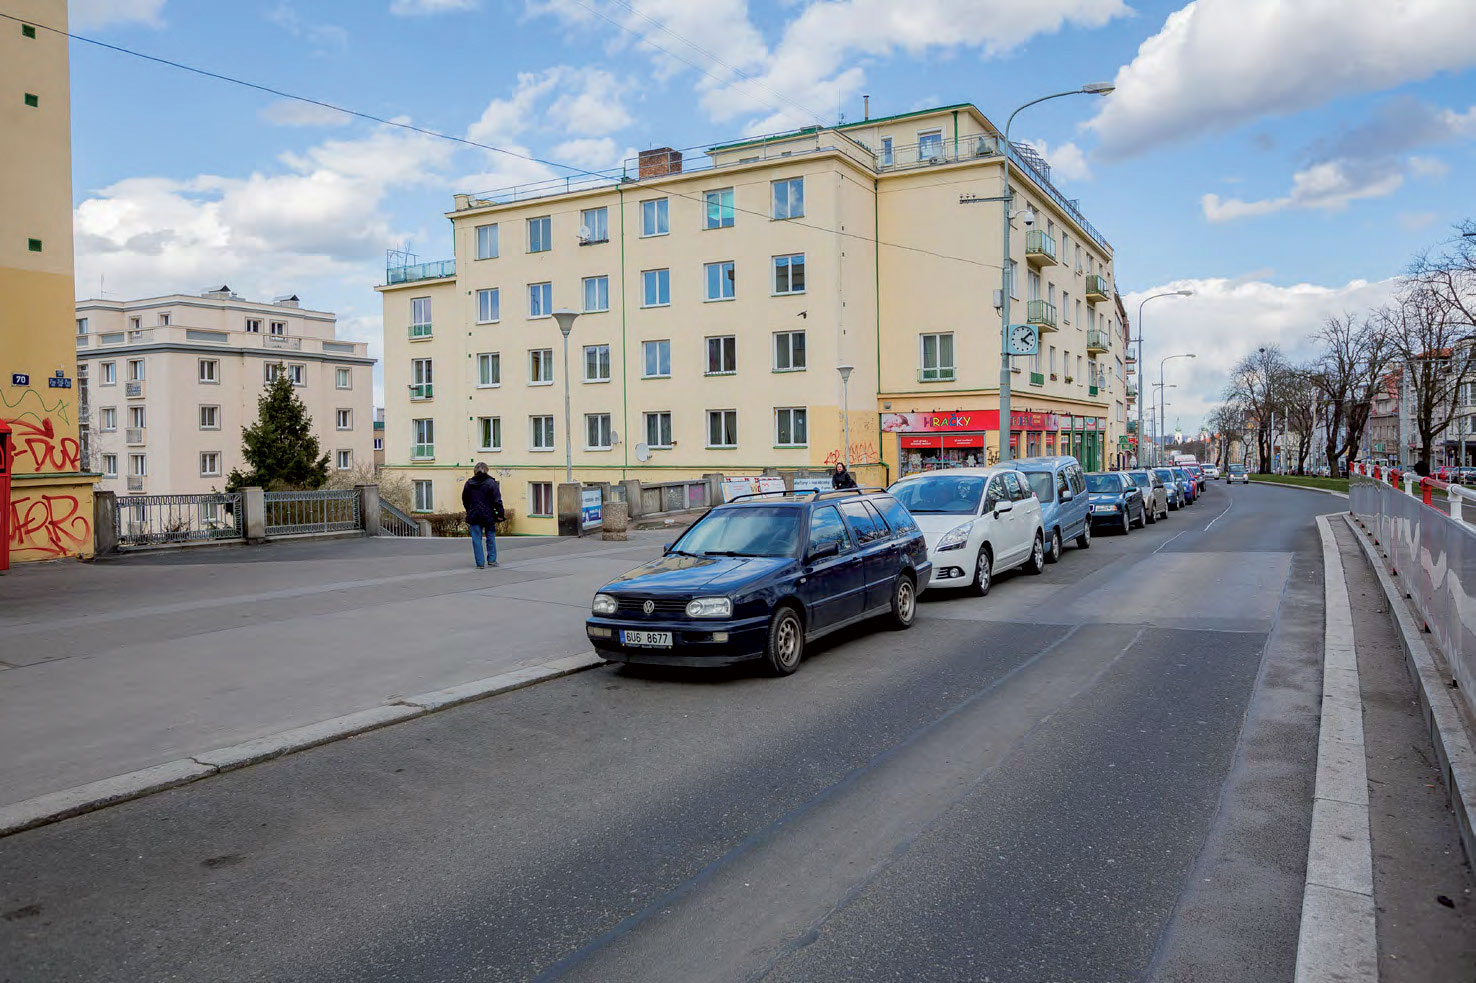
left=876, top=134, right=998, bottom=171
left=125, top=427, right=145, bottom=445
left=387, top=259, right=455, bottom=284
left=411, top=443, right=435, bottom=460
left=1025, top=229, right=1058, bottom=266
left=264, top=335, right=302, bottom=350
left=1086, top=329, right=1110, bottom=354
left=918, top=367, right=956, bottom=383
left=409, top=323, right=433, bottom=340
left=1085, top=274, right=1109, bottom=303
left=409, top=383, right=434, bottom=400
left=1027, top=300, right=1057, bottom=330
left=1030, top=371, right=1045, bottom=386
left=1126, top=383, right=1138, bottom=398
left=127, top=476, right=145, bottom=492
left=125, top=381, right=145, bottom=398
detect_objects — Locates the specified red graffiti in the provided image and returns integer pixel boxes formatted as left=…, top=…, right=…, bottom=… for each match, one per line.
left=10, top=494, right=91, bottom=557
left=824, top=441, right=879, bottom=467
left=5, top=418, right=81, bottom=473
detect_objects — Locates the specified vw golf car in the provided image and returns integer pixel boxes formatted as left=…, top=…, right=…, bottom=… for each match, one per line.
left=1085, top=471, right=1148, bottom=534
left=586, top=489, right=931, bottom=676
left=886, top=466, right=1046, bottom=596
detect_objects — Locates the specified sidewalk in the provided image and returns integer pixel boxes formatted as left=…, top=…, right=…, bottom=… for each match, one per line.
left=0, top=532, right=665, bottom=811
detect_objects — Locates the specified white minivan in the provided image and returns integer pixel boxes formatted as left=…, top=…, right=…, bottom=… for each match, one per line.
left=888, top=466, right=1046, bottom=596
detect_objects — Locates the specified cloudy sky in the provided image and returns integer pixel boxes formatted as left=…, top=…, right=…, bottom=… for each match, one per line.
left=63, top=0, right=1476, bottom=431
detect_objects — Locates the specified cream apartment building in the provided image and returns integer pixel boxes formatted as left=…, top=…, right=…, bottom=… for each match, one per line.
left=379, top=103, right=1124, bottom=533
left=75, top=289, right=375, bottom=496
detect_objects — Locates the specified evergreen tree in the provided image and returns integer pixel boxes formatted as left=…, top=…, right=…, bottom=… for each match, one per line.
left=227, top=367, right=330, bottom=490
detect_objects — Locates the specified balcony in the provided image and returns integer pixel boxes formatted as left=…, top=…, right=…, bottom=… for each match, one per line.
left=409, top=383, right=434, bottom=400
left=877, top=134, right=998, bottom=171
left=1125, top=350, right=1137, bottom=364
left=1026, top=299, right=1057, bottom=331
left=1126, top=383, right=1138, bottom=399
left=127, top=476, right=144, bottom=492
left=1029, top=371, right=1045, bottom=387
left=125, top=427, right=145, bottom=445
left=1085, top=274, right=1109, bottom=303
left=409, top=323, right=433, bottom=341
left=1025, top=229, right=1058, bottom=267
left=387, top=259, right=455, bottom=285
left=411, top=443, right=435, bottom=460
left=125, top=380, right=145, bottom=398
left=264, top=334, right=302, bottom=350
left=1086, top=329, right=1110, bottom=354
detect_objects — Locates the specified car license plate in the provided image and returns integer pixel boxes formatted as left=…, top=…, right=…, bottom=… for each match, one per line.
left=1093, top=504, right=1115, bottom=513
left=620, top=630, right=673, bottom=648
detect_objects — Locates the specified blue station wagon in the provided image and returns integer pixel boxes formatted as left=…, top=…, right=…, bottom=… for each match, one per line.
left=586, top=489, right=932, bottom=676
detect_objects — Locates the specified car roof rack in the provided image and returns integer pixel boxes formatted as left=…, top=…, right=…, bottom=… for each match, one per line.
left=725, top=489, right=804, bottom=503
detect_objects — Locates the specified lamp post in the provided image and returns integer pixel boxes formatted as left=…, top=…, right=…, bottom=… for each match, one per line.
left=836, top=363, right=855, bottom=471
left=991, top=81, right=1114, bottom=463
left=552, top=309, right=579, bottom=484
left=1135, top=290, right=1191, bottom=469
left=1151, top=382, right=1176, bottom=465
left=1158, top=353, right=1195, bottom=465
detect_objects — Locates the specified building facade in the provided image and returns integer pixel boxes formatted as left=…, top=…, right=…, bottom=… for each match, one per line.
left=379, top=104, right=1122, bottom=533
left=75, top=290, right=375, bottom=497
left=1, top=1, right=95, bottom=563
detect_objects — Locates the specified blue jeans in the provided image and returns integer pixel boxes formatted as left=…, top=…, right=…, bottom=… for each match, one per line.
left=469, top=523, right=497, bottom=566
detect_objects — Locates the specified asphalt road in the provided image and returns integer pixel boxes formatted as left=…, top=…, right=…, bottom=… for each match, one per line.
left=0, top=481, right=1335, bottom=983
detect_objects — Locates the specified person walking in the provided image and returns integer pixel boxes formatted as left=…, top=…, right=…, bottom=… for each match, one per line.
left=832, top=463, right=858, bottom=489
left=1413, top=457, right=1431, bottom=478
left=462, top=462, right=504, bottom=569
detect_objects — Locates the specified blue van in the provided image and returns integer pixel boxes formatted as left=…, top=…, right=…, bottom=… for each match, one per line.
left=1014, top=456, right=1092, bottom=561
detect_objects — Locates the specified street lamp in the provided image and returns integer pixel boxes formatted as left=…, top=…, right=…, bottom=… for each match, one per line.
left=552, top=309, right=579, bottom=484
left=992, top=82, right=1114, bottom=463
left=836, top=364, right=855, bottom=471
left=1135, top=289, right=1192, bottom=467
left=1151, top=382, right=1177, bottom=464
left=1159, top=353, right=1195, bottom=465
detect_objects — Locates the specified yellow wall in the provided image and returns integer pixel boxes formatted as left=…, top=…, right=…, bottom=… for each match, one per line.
left=2, top=1, right=95, bottom=562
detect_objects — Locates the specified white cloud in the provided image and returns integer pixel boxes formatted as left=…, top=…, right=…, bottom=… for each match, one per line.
left=1021, top=139, right=1092, bottom=182
left=1201, top=159, right=1405, bottom=222
left=1398, top=211, right=1439, bottom=233
left=70, top=0, right=166, bottom=29
left=259, top=100, right=353, bottom=127
left=1087, top=0, right=1476, bottom=158
left=551, top=138, right=623, bottom=171
left=390, top=0, right=476, bottom=14
left=1407, top=155, right=1451, bottom=180
left=264, top=2, right=348, bottom=50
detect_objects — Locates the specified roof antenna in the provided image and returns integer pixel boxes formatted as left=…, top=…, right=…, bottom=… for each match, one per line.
left=863, top=94, right=870, bottom=121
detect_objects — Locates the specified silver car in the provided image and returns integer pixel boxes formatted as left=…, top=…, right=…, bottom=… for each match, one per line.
left=1125, top=469, right=1169, bottom=522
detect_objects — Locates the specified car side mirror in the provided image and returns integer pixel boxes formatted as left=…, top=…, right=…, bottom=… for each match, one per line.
left=1060, top=490, right=1073, bottom=502
left=807, top=540, right=840, bottom=562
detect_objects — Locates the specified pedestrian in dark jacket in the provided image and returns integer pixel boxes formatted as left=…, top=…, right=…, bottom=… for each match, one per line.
left=1414, top=457, right=1431, bottom=478
left=462, top=463, right=504, bottom=568
left=832, top=463, right=858, bottom=489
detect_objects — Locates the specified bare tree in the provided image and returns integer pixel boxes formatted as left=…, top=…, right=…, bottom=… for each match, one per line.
left=1281, top=367, right=1320, bottom=474
left=1380, top=279, right=1476, bottom=466
left=1207, top=403, right=1247, bottom=466
left=1309, top=313, right=1389, bottom=475
left=1224, top=345, right=1292, bottom=473
left=324, top=462, right=413, bottom=512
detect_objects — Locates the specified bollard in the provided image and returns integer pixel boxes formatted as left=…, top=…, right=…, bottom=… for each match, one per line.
left=601, top=501, right=629, bottom=541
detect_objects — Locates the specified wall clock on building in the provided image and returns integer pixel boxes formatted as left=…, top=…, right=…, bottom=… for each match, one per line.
left=1006, top=323, right=1039, bottom=356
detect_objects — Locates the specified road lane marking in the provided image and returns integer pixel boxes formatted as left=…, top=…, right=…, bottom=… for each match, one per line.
left=1203, top=500, right=1233, bottom=532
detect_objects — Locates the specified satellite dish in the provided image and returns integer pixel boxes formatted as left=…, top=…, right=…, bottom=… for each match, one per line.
left=577, top=224, right=591, bottom=242
left=610, top=429, right=620, bottom=445
left=634, top=442, right=650, bottom=462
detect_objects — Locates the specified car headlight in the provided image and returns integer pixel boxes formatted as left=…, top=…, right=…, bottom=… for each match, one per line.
left=591, top=593, right=618, bottom=616
left=936, top=521, right=974, bottom=551
left=685, top=596, right=732, bottom=618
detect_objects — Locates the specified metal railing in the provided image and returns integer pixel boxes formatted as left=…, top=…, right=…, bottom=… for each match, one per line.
left=1027, top=299, right=1057, bottom=328
left=411, top=443, right=435, bottom=460
left=127, top=476, right=144, bottom=492
left=263, top=489, right=361, bottom=536
left=409, top=383, right=434, bottom=400
left=387, top=259, right=455, bottom=284
left=1086, top=329, right=1111, bottom=352
left=264, top=335, right=302, bottom=350
left=409, top=323, right=433, bottom=340
left=117, top=492, right=244, bottom=548
left=379, top=499, right=422, bottom=536
left=125, top=381, right=145, bottom=398
left=1002, top=141, right=1111, bottom=250
left=1085, top=274, right=1110, bottom=300
left=876, top=134, right=997, bottom=170
left=1025, top=229, right=1057, bottom=262
left=125, top=427, right=145, bottom=445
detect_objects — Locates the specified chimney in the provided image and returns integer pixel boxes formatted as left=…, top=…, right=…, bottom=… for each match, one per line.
left=273, top=294, right=301, bottom=308
left=863, top=95, right=870, bottom=121
left=638, top=147, right=682, bottom=178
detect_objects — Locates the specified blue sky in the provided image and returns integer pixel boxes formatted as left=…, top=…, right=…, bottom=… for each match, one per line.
left=61, top=0, right=1476, bottom=432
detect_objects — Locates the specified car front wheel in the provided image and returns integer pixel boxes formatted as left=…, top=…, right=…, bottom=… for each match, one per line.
left=1025, top=533, right=1046, bottom=574
left=1120, top=511, right=1131, bottom=535
left=762, top=607, right=804, bottom=676
left=888, top=574, right=917, bottom=629
left=970, top=545, right=992, bottom=596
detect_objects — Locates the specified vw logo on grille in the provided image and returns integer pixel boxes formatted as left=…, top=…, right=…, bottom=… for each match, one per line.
left=642, top=600, right=655, bottom=615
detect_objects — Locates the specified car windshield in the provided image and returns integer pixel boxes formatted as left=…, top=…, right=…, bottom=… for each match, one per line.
left=1127, top=471, right=1151, bottom=488
left=1084, top=474, right=1120, bottom=494
left=1022, top=471, right=1054, bottom=502
left=1153, top=468, right=1175, bottom=481
left=673, top=506, right=802, bottom=557
left=889, top=474, right=988, bottom=514
left=1229, top=466, right=1247, bottom=473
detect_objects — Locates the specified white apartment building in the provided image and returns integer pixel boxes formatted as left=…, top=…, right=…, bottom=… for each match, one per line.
left=75, top=288, right=375, bottom=496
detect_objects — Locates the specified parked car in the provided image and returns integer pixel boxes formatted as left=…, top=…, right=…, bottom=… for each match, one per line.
left=1085, top=471, right=1147, bottom=533
left=1153, top=467, right=1186, bottom=509
left=1014, top=455, right=1092, bottom=562
left=1170, top=467, right=1197, bottom=504
left=1201, top=464, right=1221, bottom=479
left=586, top=489, right=931, bottom=676
left=1225, top=464, right=1250, bottom=484
left=1126, top=469, right=1169, bottom=522
left=887, top=466, right=1046, bottom=596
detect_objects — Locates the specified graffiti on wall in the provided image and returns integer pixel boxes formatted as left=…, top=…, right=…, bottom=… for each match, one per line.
left=9, top=493, right=91, bottom=558
left=823, top=441, right=879, bottom=467
left=2, top=387, right=78, bottom=473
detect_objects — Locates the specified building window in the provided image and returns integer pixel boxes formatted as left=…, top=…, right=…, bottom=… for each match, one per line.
left=336, top=408, right=352, bottom=430
left=528, top=215, right=552, bottom=253
left=127, top=359, right=145, bottom=382
left=335, top=367, right=352, bottom=389
left=773, top=254, right=806, bottom=294
left=269, top=320, right=285, bottom=336
left=289, top=363, right=305, bottom=386
left=918, top=128, right=944, bottom=159
left=584, top=344, right=611, bottom=383
left=129, top=453, right=147, bottom=477
left=158, top=312, right=171, bottom=326
left=529, top=348, right=554, bottom=385
left=640, top=198, right=669, bottom=237
left=265, top=363, right=283, bottom=383
left=1007, top=259, right=1019, bottom=298
left=24, top=93, right=39, bottom=109
left=101, top=361, right=116, bottom=385
left=645, top=411, right=672, bottom=449
left=920, top=333, right=955, bottom=382
left=199, top=405, right=219, bottom=430
left=413, top=480, right=433, bottom=512
left=478, top=416, right=502, bottom=451
left=530, top=482, right=553, bottom=517
left=775, top=407, right=808, bottom=447
left=129, top=316, right=142, bottom=331
left=410, top=296, right=433, bottom=338
left=102, top=453, right=118, bottom=478
left=706, top=336, right=737, bottom=375
left=412, top=419, right=434, bottom=459
left=129, top=405, right=146, bottom=429
left=100, top=407, right=117, bottom=431
left=531, top=415, right=555, bottom=451
left=245, top=318, right=261, bottom=333
left=772, top=177, right=804, bottom=220
left=704, top=261, right=735, bottom=301
left=774, top=331, right=806, bottom=371
left=643, top=340, right=671, bottom=378
left=477, top=352, right=501, bottom=387
left=27, top=238, right=42, bottom=252
left=200, top=452, right=221, bottom=477
left=582, top=276, right=609, bottom=313
left=585, top=413, right=613, bottom=450
left=707, top=409, right=738, bottom=448
left=580, top=206, right=609, bottom=243
left=22, top=23, right=36, bottom=38
left=1029, top=271, right=1041, bottom=301
left=1062, top=292, right=1070, bottom=324
left=198, top=359, right=218, bottom=383
left=411, top=358, right=433, bottom=399
left=528, top=282, right=553, bottom=318
left=475, top=223, right=499, bottom=260
left=374, top=436, right=384, bottom=452
left=642, top=268, right=670, bottom=307
left=477, top=288, right=500, bottom=323
left=880, top=136, right=894, bottom=166
left=336, top=450, right=352, bottom=471
left=704, top=188, right=735, bottom=229
left=76, top=317, right=88, bottom=334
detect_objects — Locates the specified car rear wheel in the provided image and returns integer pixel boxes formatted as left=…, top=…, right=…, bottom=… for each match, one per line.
left=1045, top=529, right=1062, bottom=563
left=888, top=574, right=917, bottom=629
left=970, top=545, right=992, bottom=596
left=1120, top=511, right=1131, bottom=535
left=1076, top=522, right=1092, bottom=549
left=1145, top=503, right=1157, bottom=524
left=1133, top=503, right=1147, bottom=529
left=1025, top=533, right=1046, bottom=574
left=762, top=606, right=804, bottom=676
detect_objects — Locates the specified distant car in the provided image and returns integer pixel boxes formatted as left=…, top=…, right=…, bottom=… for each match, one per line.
left=888, top=466, right=1046, bottom=596
left=1170, top=467, right=1197, bottom=504
left=1184, top=465, right=1206, bottom=496
left=586, top=489, right=931, bottom=675
left=1085, top=471, right=1147, bottom=534
left=1153, top=467, right=1186, bottom=509
left=1226, top=464, right=1250, bottom=484
left=1126, top=469, right=1169, bottom=522
left=1201, top=464, right=1221, bottom=479
left=1014, top=455, right=1092, bottom=562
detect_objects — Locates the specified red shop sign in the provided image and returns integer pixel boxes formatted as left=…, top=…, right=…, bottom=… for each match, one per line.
left=899, top=434, right=943, bottom=449
left=941, top=433, right=985, bottom=448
